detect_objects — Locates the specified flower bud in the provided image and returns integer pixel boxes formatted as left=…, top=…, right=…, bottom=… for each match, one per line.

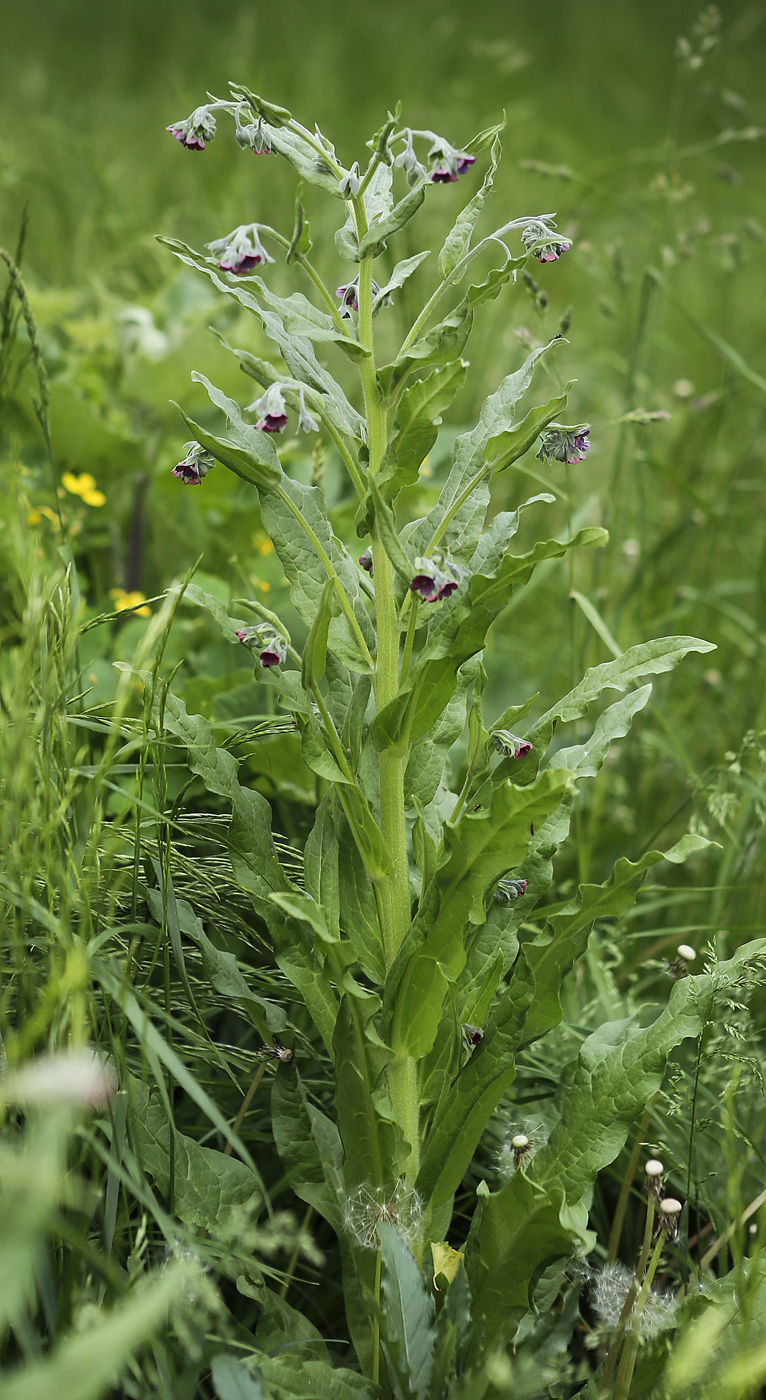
left=234, top=107, right=272, bottom=153
left=410, top=554, right=463, bottom=603
left=235, top=625, right=287, bottom=669
left=358, top=548, right=374, bottom=575
left=338, top=162, right=362, bottom=198
left=247, top=384, right=289, bottom=433
left=521, top=218, right=571, bottom=262
left=166, top=106, right=217, bottom=151
left=297, top=387, right=319, bottom=435
left=393, top=130, right=429, bottom=185
left=463, top=1024, right=484, bottom=1048
left=537, top=423, right=591, bottom=466
left=494, top=877, right=527, bottom=903
left=492, top=730, right=533, bottom=761
left=172, top=441, right=216, bottom=485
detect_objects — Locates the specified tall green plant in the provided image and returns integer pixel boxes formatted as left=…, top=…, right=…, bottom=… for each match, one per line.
left=159, top=87, right=761, bottom=1395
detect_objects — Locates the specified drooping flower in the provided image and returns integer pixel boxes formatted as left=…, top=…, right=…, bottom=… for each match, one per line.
left=494, top=877, right=527, bottom=903
left=393, top=130, right=428, bottom=186
left=427, top=135, right=476, bottom=183
left=172, top=441, right=216, bottom=485
left=492, top=730, right=533, bottom=761
left=463, top=1024, right=484, bottom=1048
left=343, top=1181, right=423, bottom=1251
left=521, top=218, right=572, bottom=262
left=537, top=423, right=591, bottom=466
left=410, top=554, right=463, bottom=603
left=336, top=281, right=359, bottom=316
left=358, top=548, right=374, bottom=575
left=338, top=162, right=362, bottom=198
left=207, top=224, right=273, bottom=275
left=297, top=387, right=319, bottom=435
left=166, top=106, right=217, bottom=151
left=247, top=384, right=289, bottom=433
left=235, top=625, right=288, bottom=669
left=234, top=106, right=272, bottom=153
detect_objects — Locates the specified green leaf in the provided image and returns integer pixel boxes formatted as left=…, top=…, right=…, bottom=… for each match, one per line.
left=546, top=684, right=652, bottom=778
left=334, top=992, right=402, bottom=1190
left=357, top=183, right=427, bottom=258
left=464, top=113, right=507, bottom=154
left=367, top=476, right=415, bottom=586
left=372, top=528, right=607, bottom=755
left=302, top=576, right=337, bottom=690
left=271, top=1066, right=345, bottom=1234
left=381, top=359, right=469, bottom=502
left=438, top=136, right=500, bottom=281
left=176, top=405, right=281, bottom=490
left=379, top=1222, right=435, bottom=1400
left=252, top=1355, right=374, bottom=1399
left=287, top=182, right=312, bottom=263
left=418, top=957, right=537, bottom=1211
left=305, top=793, right=341, bottom=938
left=390, top=769, right=572, bottom=1060
left=375, top=252, right=431, bottom=306
left=336, top=814, right=386, bottom=983
left=160, top=692, right=240, bottom=800
left=213, top=327, right=365, bottom=444
left=521, top=832, right=713, bottom=1046
left=212, top=1355, right=267, bottom=1400
left=484, top=387, right=573, bottom=472
left=129, top=1081, right=258, bottom=1230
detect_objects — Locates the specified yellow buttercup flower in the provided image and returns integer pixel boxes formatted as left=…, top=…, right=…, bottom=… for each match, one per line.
left=61, top=471, right=106, bottom=507
left=110, top=588, right=151, bottom=618
left=252, top=531, right=274, bottom=556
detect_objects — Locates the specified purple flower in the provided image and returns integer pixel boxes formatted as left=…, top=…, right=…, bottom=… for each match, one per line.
left=537, top=423, right=591, bottom=466
left=172, top=440, right=215, bottom=485
left=463, top=1024, right=484, bottom=1048
left=359, top=548, right=374, bottom=575
left=336, top=280, right=359, bottom=315
left=492, top=730, right=533, bottom=761
left=494, top=878, right=528, bottom=904
left=427, top=136, right=476, bottom=183
left=521, top=219, right=572, bottom=263
left=235, top=625, right=288, bottom=669
left=166, top=106, right=217, bottom=151
left=247, top=384, right=288, bottom=433
left=207, top=225, right=273, bottom=276
left=410, top=554, right=464, bottom=603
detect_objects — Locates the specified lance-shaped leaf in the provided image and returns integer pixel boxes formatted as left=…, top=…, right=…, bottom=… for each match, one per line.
left=176, top=400, right=281, bottom=489
left=546, top=684, right=651, bottom=779
left=405, top=339, right=561, bottom=564
left=334, top=992, right=403, bottom=1190
left=261, top=122, right=345, bottom=198
left=378, top=1223, right=435, bottom=1400
left=389, top=769, right=572, bottom=1060
left=438, top=135, right=500, bottom=281
left=371, top=528, right=607, bottom=755
left=484, top=387, right=572, bottom=473
left=336, top=814, right=386, bottom=984
left=378, top=258, right=524, bottom=399
left=417, top=957, right=537, bottom=1211
left=271, top=1065, right=345, bottom=1234
left=374, top=251, right=431, bottom=306
left=286, top=182, right=311, bottom=263
left=301, top=576, right=337, bottom=690
left=470, top=939, right=766, bottom=1336
left=520, top=832, right=713, bottom=1046
left=304, top=792, right=341, bottom=939
left=367, top=476, right=416, bottom=588
left=357, top=183, right=428, bottom=259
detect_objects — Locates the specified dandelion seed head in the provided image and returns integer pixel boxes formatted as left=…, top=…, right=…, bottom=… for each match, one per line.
left=343, top=1181, right=422, bottom=1251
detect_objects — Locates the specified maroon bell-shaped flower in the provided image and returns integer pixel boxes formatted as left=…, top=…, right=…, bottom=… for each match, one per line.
left=492, top=730, right=533, bottom=761
left=410, top=554, right=464, bottom=603
left=247, top=384, right=289, bottom=433
left=207, top=224, right=273, bottom=276
left=235, top=624, right=288, bottom=669
left=259, top=636, right=288, bottom=668
left=359, top=548, right=374, bottom=575
left=427, top=136, right=476, bottom=183
left=463, top=1024, right=484, bottom=1048
left=166, top=106, right=217, bottom=151
left=494, top=877, right=528, bottom=904
left=172, top=440, right=216, bottom=485
left=537, top=423, right=591, bottom=466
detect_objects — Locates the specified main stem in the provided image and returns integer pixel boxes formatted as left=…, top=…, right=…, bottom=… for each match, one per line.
left=356, top=222, right=419, bottom=1180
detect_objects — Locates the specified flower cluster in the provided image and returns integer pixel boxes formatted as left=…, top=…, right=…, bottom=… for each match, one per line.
left=493, top=877, right=527, bottom=903
left=537, top=423, right=591, bottom=465
left=234, top=107, right=272, bottom=154
left=207, top=224, right=273, bottom=275
left=392, top=128, right=475, bottom=185
left=172, top=441, right=216, bottom=485
left=521, top=218, right=572, bottom=263
left=235, top=625, right=288, bottom=669
left=492, top=730, right=533, bottom=761
left=410, top=554, right=464, bottom=603
left=245, top=384, right=319, bottom=435
left=166, top=106, right=217, bottom=150
left=343, top=1181, right=423, bottom=1252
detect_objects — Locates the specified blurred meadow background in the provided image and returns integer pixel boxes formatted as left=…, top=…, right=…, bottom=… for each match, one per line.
left=3, top=0, right=766, bottom=1394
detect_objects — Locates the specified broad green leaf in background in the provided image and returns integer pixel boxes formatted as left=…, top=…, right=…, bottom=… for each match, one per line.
left=271, top=1067, right=345, bottom=1235
left=211, top=1355, right=267, bottom=1400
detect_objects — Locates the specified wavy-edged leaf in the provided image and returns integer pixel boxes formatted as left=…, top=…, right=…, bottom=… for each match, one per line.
left=334, top=992, right=402, bottom=1190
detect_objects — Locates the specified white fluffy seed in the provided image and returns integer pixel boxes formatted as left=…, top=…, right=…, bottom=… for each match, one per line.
left=512, top=1134, right=530, bottom=1149
left=677, top=944, right=696, bottom=961
left=660, top=1197, right=682, bottom=1216
left=645, top=1158, right=664, bottom=1178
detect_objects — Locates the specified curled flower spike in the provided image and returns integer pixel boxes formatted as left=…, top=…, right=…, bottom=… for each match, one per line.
left=297, top=387, right=319, bottom=435
left=492, top=730, right=533, bottom=761
left=521, top=218, right=572, bottom=262
left=166, top=106, right=217, bottom=150
left=410, top=554, right=464, bottom=603
left=343, top=1181, right=422, bottom=1251
left=463, top=1024, right=484, bottom=1048
left=207, top=224, right=274, bottom=275
left=172, top=441, right=216, bottom=485
left=247, top=384, right=289, bottom=433
left=358, top=548, right=374, bottom=575
left=494, top=877, right=527, bottom=903
left=537, top=423, right=591, bottom=466
left=235, top=625, right=288, bottom=669
left=235, top=106, right=272, bottom=153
